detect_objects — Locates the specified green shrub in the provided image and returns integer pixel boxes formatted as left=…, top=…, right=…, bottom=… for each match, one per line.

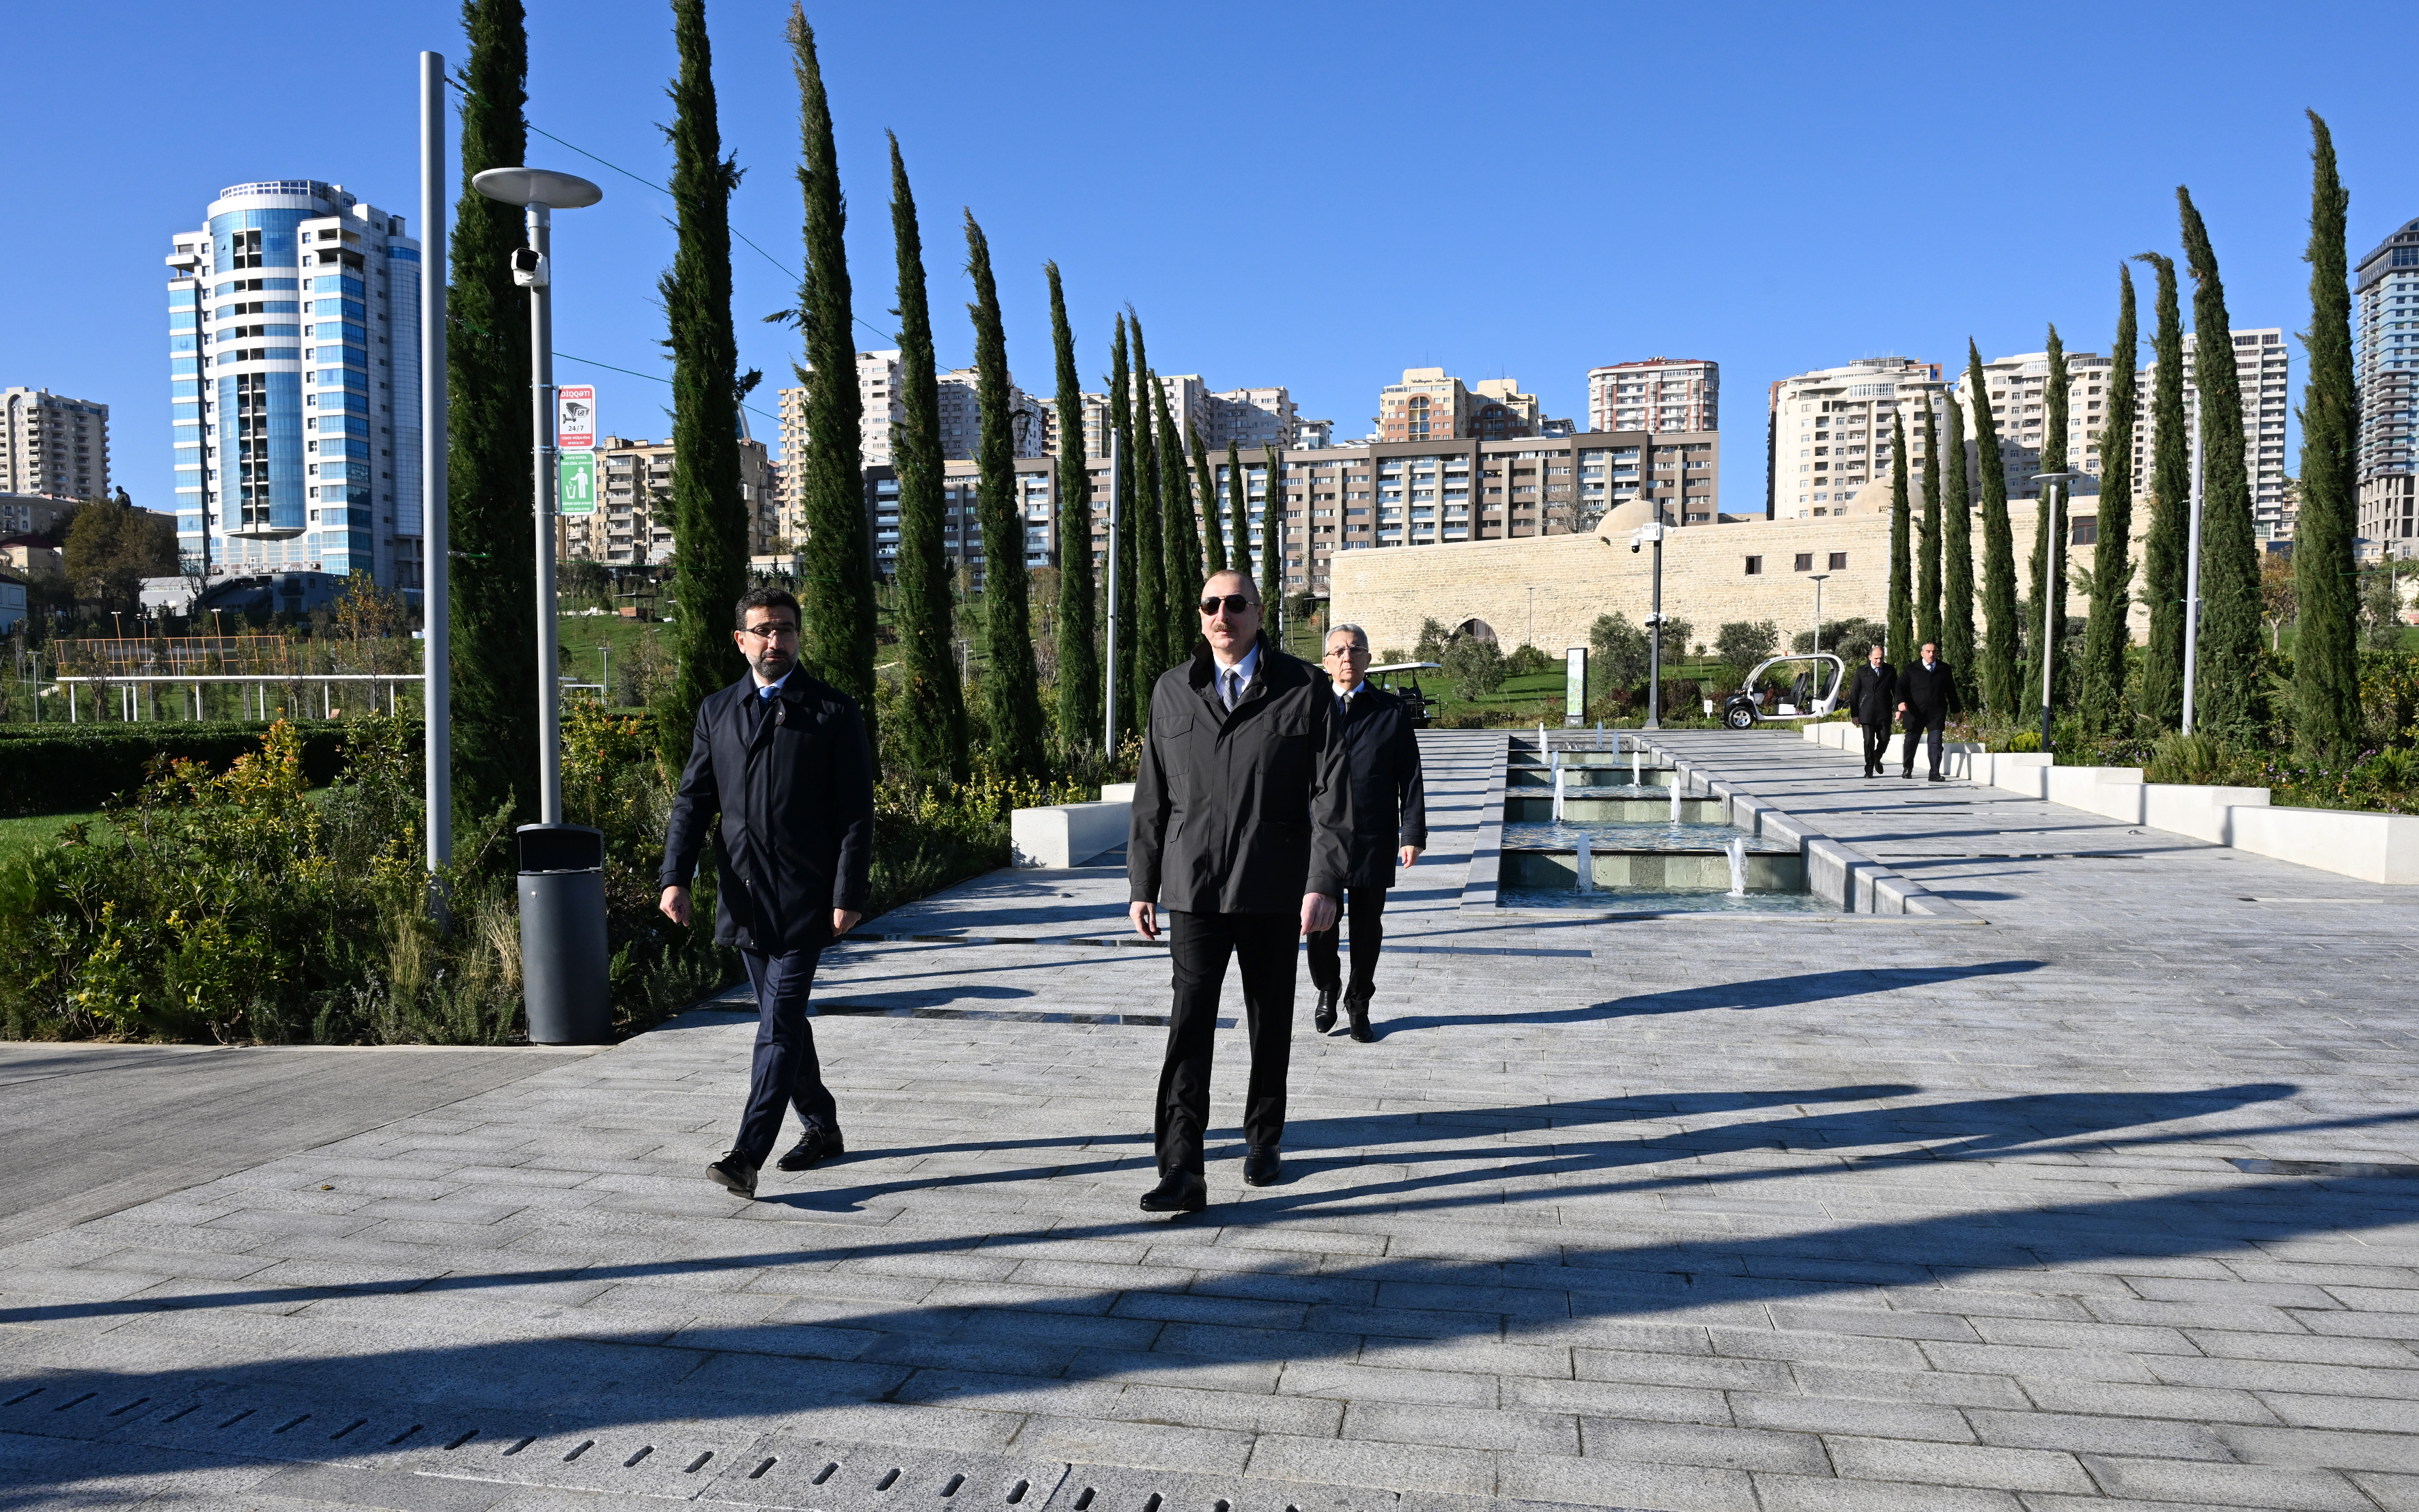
left=1443, top=637, right=1506, bottom=697
left=0, top=720, right=393, bottom=816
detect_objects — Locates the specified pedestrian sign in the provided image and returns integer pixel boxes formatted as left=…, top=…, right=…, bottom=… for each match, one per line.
left=558, top=450, right=597, bottom=515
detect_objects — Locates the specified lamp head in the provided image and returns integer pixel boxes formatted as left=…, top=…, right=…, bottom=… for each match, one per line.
left=471, top=167, right=604, bottom=210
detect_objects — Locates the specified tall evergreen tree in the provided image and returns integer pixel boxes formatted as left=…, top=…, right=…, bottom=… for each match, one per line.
left=1190, top=424, right=1225, bottom=573
left=446, top=0, right=537, bottom=824
left=1156, top=380, right=1202, bottom=654
left=1127, top=316, right=1165, bottom=704
left=1919, top=399, right=1942, bottom=651
left=2293, top=111, right=2362, bottom=757
left=1226, top=441, right=1249, bottom=584
left=1968, top=341, right=2021, bottom=715
left=657, top=0, right=748, bottom=769
left=1045, top=261, right=1095, bottom=765
left=1107, top=317, right=1139, bottom=743
left=1258, top=446, right=1284, bottom=626
left=787, top=8, right=875, bottom=742
left=1887, top=411, right=1912, bottom=661
left=2081, top=266, right=2140, bottom=734
left=2135, top=251, right=2190, bottom=730
left=963, top=211, right=1045, bottom=777
left=2023, top=325, right=2071, bottom=719
left=2177, top=186, right=2263, bottom=740
left=1942, top=395, right=1977, bottom=709
left=886, top=134, right=963, bottom=781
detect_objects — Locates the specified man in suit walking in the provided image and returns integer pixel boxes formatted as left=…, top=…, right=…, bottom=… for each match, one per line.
left=1897, top=641, right=1955, bottom=782
left=1307, top=623, right=1426, bottom=1044
left=1129, top=569, right=1352, bottom=1213
left=1846, top=642, right=1897, bottom=778
left=661, top=586, right=875, bottom=1199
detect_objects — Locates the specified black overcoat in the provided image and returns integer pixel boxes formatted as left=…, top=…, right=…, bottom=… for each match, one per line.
left=1129, top=638, right=1353, bottom=914
left=1900, top=659, right=1955, bottom=719
left=1333, top=683, right=1428, bottom=890
left=1848, top=661, right=1898, bottom=724
left=660, top=670, right=875, bottom=952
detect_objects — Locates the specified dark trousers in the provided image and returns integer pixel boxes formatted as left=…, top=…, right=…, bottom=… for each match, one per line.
left=1306, top=885, right=1388, bottom=1001
left=1901, top=709, right=1947, bottom=775
left=1155, top=911, right=1298, bottom=1175
left=1858, top=718, right=1892, bottom=772
left=736, top=946, right=836, bottom=1165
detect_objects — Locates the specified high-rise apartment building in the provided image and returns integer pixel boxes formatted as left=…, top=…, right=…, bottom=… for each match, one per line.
left=1588, top=358, right=1718, bottom=434
left=776, top=351, right=909, bottom=528
left=1, top=388, right=110, bottom=500
left=1202, top=386, right=1296, bottom=452
left=1294, top=418, right=1335, bottom=450
left=1038, top=391, right=1112, bottom=461
left=165, top=181, right=422, bottom=595
left=1768, top=358, right=1949, bottom=520
left=1953, top=347, right=2119, bottom=503
left=1375, top=368, right=1555, bottom=442
left=2356, top=216, right=2419, bottom=556
left=559, top=433, right=775, bottom=567
left=2129, top=328, right=2291, bottom=538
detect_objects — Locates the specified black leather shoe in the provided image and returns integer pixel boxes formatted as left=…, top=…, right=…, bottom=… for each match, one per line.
left=1927, top=772, right=1946, bottom=782
left=1312, top=989, right=1338, bottom=1034
left=1900, top=767, right=1914, bottom=778
left=776, top=1122, right=846, bottom=1172
left=1346, top=997, right=1374, bottom=1043
left=1138, top=1171, right=1208, bottom=1213
left=1243, top=1145, right=1283, bottom=1186
left=706, top=1150, right=759, bottom=1198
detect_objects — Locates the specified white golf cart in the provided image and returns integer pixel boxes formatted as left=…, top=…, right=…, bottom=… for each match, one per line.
left=1365, top=661, right=1441, bottom=728
left=1702, top=653, right=1845, bottom=730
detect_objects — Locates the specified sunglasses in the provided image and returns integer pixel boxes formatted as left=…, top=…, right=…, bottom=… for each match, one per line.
left=1198, top=594, right=1256, bottom=616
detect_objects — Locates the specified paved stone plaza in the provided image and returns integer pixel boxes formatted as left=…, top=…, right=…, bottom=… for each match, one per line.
left=7, top=729, right=2419, bottom=1511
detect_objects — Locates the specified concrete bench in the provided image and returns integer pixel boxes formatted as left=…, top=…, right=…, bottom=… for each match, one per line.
left=1010, top=786, right=1133, bottom=869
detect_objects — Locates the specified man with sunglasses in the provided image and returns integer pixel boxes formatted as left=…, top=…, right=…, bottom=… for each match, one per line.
left=1307, top=623, right=1426, bottom=1043
left=660, top=586, right=874, bottom=1199
left=1128, top=569, right=1352, bottom=1214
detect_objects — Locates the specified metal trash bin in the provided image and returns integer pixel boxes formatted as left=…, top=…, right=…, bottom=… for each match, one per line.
left=516, top=823, right=609, bottom=1045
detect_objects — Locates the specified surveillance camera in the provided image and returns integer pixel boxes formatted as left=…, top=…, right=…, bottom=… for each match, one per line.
left=510, top=247, right=548, bottom=288
left=1630, top=541, right=1640, bottom=554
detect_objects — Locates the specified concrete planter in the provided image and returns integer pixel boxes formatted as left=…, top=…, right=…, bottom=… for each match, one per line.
left=1011, top=792, right=1132, bottom=869
left=2226, top=804, right=2419, bottom=885
left=2140, top=782, right=2272, bottom=844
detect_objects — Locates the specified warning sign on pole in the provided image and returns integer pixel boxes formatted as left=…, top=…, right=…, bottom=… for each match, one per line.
left=558, top=451, right=597, bottom=515
left=556, top=384, right=596, bottom=450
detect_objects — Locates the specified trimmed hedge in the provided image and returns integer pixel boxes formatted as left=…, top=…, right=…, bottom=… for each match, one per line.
left=0, top=720, right=420, bottom=816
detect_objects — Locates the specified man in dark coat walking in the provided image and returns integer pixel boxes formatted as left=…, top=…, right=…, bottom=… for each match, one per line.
left=1846, top=642, right=1898, bottom=778
left=1897, top=641, right=1955, bottom=782
left=1306, top=623, right=1426, bottom=1044
left=660, top=586, right=874, bottom=1199
left=1129, top=569, right=1352, bottom=1213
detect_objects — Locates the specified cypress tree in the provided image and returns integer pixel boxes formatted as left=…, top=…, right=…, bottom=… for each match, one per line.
left=1191, top=424, right=1225, bottom=573
left=1887, top=410, right=1912, bottom=661
left=1107, top=317, right=1138, bottom=743
left=1259, top=446, right=1284, bottom=625
left=1968, top=340, right=2021, bottom=715
left=963, top=211, right=1045, bottom=777
left=886, top=134, right=963, bottom=781
left=2177, top=187, right=2263, bottom=740
left=446, top=0, right=537, bottom=825
left=657, top=0, right=748, bottom=770
left=2081, top=266, right=2140, bottom=734
left=787, top=8, right=875, bottom=743
left=1156, top=380, right=1202, bottom=652
left=2023, top=326, right=2071, bottom=719
left=1045, top=261, right=1095, bottom=765
left=2293, top=111, right=2362, bottom=757
left=1127, top=319, right=1165, bottom=708
left=2135, top=251, right=2190, bottom=730
left=1226, top=441, right=1249, bottom=584
left=1942, top=393, right=1976, bottom=711
left=1919, top=399, right=1942, bottom=651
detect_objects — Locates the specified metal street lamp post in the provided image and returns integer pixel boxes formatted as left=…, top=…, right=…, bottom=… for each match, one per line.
left=2181, top=423, right=2206, bottom=737
left=1807, top=573, right=1829, bottom=659
left=1102, top=428, right=1120, bottom=754
left=2028, top=469, right=2082, bottom=754
left=419, top=51, right=451, bottom=881
left=1631, top=519, right=1667, bottom=729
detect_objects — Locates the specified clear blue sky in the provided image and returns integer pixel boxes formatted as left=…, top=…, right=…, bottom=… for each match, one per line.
left=6, top=0, right=2415, bottom=514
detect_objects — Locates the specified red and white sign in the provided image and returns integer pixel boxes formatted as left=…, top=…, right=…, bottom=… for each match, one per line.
left=556, top=385, right=596, bottom=450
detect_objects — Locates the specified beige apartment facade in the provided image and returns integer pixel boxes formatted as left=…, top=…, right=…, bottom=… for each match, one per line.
left=560, top=433, right=776, bottom=568
left=1954, top=347, right=2119, bottom=505
left=1374, top=368, right=1555, bottom=443
left=1, top=388, right=110, bottom=501
left=2128, top=328, right=2291, bottom=539
left=1589, top=358, right=1718, bottom=434
left=1767, top=357, right=1949, bottom=521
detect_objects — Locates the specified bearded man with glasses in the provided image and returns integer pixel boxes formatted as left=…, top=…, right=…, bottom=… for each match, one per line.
left=660, top=586, right=874, bottom=1199
left=1127, top=569, right=1353, bottom=1213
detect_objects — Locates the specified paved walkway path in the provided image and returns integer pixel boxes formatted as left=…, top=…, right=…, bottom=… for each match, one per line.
left=7, top=729, right=2419, bottom=1511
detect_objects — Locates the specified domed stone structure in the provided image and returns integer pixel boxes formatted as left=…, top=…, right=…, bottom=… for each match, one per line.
left=1593, top=495, right=1667, bottom=542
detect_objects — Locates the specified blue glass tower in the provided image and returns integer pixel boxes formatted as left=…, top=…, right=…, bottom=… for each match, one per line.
left=167, top=180, right=423, bottom=599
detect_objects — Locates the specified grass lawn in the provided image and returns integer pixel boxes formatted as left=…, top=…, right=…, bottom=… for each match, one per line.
left=0, top=810, right=102, bottom=869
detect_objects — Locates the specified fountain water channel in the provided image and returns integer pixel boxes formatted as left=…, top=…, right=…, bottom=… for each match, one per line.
left=1497, top=734, right=1828, bottom=912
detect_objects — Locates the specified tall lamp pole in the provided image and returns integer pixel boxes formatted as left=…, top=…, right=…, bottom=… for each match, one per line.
left=1103, top=428, right=1120, bottom=754
left=470, top=165, right=602, bottom=825
left=1807, top=573, right=1830, bottom=659
left=419, top=51, right=451, bottom=879
left=2180, top=421, right=2206, bottom=737
left=2028, top=469, right=2082, bottom=753
left=1632, top=519, right=1667, bottom=729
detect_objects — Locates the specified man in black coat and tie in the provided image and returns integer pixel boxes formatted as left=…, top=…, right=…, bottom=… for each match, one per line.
left=1128, top=569, right=1353, bottom=1213
left=660, top=586, right=875, bottom=1199
left=1306, top=623, right=1426, bottom=1044
left=1846, top=642, right=1898, bottom=778
left=1897, top=641, right=1955, bottom=782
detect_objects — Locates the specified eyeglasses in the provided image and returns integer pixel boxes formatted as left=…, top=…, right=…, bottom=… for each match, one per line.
left=739, top=622, right=800, bottom=641
left=1322, top=645, right=1370, bottom=659
left=1198, top=594, right=1256, bottom=617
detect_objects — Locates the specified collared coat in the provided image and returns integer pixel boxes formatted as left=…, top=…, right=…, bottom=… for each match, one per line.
left=1129, top=637, right=1353, bottom=914
left=1331, top=682, right=1428, bottom=890
left=1847, top=660, right=1899, bottom=725
left=660, top=670, right=875, bottom=953
left=1900, top=658, right=1955, bottom=719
